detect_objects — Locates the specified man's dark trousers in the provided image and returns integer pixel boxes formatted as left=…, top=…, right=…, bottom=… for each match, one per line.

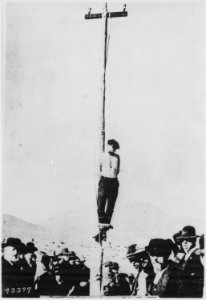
left=97, top=176, right=119, bottom=224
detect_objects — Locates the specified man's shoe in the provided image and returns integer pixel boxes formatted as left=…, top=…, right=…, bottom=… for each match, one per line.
left=93, top=230, right=107, bottom=243
left=93, top=233, right=100, bottom=243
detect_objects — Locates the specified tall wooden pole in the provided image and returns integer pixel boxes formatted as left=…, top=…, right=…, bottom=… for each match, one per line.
left=85, top=4, right=128, bottom=295
left=100, top=6, right=108, bottom=294
left=102, top=3, right=108, bottom=152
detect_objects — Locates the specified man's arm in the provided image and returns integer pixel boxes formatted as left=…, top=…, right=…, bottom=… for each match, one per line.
left=116, top=154, right=120, bottom=176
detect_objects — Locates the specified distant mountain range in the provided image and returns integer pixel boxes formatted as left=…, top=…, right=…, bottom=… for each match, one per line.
left=3, top=214, right=50, bottom=243
left=3, top=201, right=204, bottom=249
left=109, top=201, right=204, bottom=245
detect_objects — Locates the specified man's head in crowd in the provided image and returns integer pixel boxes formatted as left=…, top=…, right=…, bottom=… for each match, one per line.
left=68, top=251, right=78, bottom=266
left=2, top=238, right=25, bottom=264
left=126, top=244, right=149, bottom=271
left=145, top=239, right=172, bottom=273
left=104, top=261, right=119, bottom=274
left=110, top=262, right=119, bottom=274
left=3, top=245, right=18, bottom=264
left=52, top=256, right=62, bottom=274
left=24, top=242, right=38, bottom=266
left=41, top=254, right=51, bottom=271
left=59, top=248, right=70, bottom=262
left=176, top=226, right=198, bottom=254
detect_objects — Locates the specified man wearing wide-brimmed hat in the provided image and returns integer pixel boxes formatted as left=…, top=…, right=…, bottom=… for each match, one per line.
left=125, top=244, right=154, bottom=296
left=24, top=242, right=38, bottom=267
left=126, top=244, right=147, bottom=269
left=2, top=237, right=27, bottom=297
left=104, top=261, right=119, bottom=282
left=145, top=238, right=180, bottom=297
left=101, top=261, right=120, bottom=295
left=175, top=226, right=204, bottom=298
left=176, top=226, right=199, bottom=255
left=21, top=242, right=38, bottom=296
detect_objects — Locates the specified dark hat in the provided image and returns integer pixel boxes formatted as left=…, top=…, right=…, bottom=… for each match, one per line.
left=125, top=244, right=146, bottom=259
left=173, top=231, right=182, bottom=244
left=110, top=262, right=119, bottom=270
left=41, top=254, right=51, bottom=266
left=145, top=239, right=173, bottom=258
left=60, top=248, right=70, bottom=255
left=104, top=261, right=119, bottom=269
left=2, top=238, right=25, bottom=252
left=107, top=139, right=120, bottom=150
left=25, top=242, right=38, bottom=254
left=176, top=226, right=199, bottom=240
left=104, top=261, right=113, bottom=267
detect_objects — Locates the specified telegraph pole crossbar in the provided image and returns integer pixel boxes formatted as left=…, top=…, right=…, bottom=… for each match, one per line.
left=85, top=11, right=128, bottom=19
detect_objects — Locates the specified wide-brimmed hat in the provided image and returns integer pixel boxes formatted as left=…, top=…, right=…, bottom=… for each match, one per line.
left=104, top=260, right=113, bottom=267
left=110, top=262, right=119, bottom=270
left=125, top=244, right=146, bottom=259
left=145, top=239, right=173, bottom=258
left=176, top=226, right=199, bottom=240
left=104, top=261, right=119, bottom=270
left=173, top=231, right=182, bottom=244
left=25, top=242, right=38, bottom=254
left=2, top=237, right=25, bottom=252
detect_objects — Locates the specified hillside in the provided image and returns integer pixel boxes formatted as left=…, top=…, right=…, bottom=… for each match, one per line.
left=2, top=214, right=47, bottom=243
left=3, top=201, right=203, bottom=248
left=109, top=201, right=204, bottom=245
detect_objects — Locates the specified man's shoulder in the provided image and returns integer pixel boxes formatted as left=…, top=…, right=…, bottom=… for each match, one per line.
left=2, top=257, right=12, bottom=269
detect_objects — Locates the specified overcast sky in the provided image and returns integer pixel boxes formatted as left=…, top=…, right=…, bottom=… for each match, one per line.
left=2, top=1, right=204, bottom=227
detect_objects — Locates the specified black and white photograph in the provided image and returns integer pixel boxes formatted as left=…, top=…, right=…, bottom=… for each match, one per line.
left=1, top=0, right=205, bottom=297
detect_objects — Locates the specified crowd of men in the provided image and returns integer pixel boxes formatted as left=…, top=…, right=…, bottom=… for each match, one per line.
left=1, top=225, right=204, bottom=297
left=2, top=239, right=90, bottom=297
left=100, top=225, right=204, bottom=297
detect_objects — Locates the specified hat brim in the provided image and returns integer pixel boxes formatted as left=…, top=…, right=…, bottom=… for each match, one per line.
left=125, top=248, right=146, bottom=259
left=176, top=235, right=199, bottom=240
left=3, top=243, right=25, bottom=251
